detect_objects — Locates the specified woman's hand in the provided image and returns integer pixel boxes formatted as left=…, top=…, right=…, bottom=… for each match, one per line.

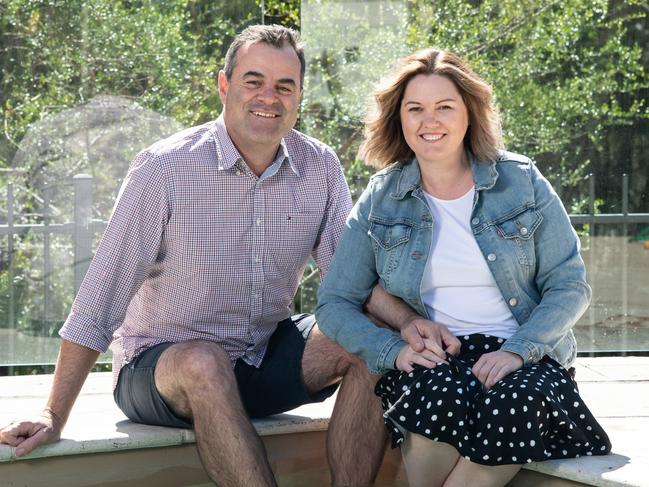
left=472, top=350, right=523, bottom=390
left=401, top=317, right=461, bottom=358
left=395, top=344, right=448, bottom=373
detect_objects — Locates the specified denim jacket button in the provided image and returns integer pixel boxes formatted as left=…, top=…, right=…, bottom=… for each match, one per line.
left=520, top=227, right=529, bottom=236
left=508, top=297, right=518, bottom=307
left=471, top=217, right=480, bottom=225
left=487, top=253, right=497, bottom=261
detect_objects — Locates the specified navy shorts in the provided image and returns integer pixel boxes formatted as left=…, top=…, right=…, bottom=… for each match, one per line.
left=113, top=314, right=338, bottom=428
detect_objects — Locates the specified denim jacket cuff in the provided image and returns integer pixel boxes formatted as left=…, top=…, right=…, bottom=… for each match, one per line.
left=374, top=335, right=407, bottom=374
left=501, top=338, right=540, bottom=366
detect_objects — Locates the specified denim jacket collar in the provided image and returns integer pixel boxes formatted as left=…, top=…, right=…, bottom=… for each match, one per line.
left=390, top=153, right=500, bottom=200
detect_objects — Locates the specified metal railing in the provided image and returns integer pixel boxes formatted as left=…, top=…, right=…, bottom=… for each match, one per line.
left=562, top=173, right=649, bottom=226
left=1, top=175, right=106, bottom=328
left=1, top=172, right=649, bottom=331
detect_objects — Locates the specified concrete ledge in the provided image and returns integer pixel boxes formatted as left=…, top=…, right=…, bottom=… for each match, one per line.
left=1, top=357, right=647, bottom=486
left=0, top=372, right=332, bottom=462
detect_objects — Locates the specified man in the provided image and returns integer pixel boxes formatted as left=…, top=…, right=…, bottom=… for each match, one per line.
left=1, top=25, right=457, bottom=486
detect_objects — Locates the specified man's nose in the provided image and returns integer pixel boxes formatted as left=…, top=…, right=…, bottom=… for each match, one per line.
left=256, top=86, right=278, bottom=104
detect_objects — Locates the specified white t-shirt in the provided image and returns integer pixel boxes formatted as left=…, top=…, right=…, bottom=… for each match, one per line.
left=421, top=188, right=519, bottom=339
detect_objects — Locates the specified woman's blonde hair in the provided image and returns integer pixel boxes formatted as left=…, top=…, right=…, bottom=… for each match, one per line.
left=359, top=48, right=503, bottom=168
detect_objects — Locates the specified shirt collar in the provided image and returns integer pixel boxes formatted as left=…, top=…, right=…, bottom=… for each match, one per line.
left=213, top=114, right=298, bottom=176
left=391, top=152, right=499, bottom=200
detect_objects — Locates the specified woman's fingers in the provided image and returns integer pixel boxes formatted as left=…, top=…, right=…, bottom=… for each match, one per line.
left=396, top=345, right=447, bottom=372
left=472, top=351, right=524, bottom=389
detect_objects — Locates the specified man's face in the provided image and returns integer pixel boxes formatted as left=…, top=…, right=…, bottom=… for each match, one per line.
left=218, top=41, right=302, bottom=157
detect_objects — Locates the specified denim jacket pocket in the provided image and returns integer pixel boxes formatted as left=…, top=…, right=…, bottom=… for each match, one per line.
left=368, top=218, right=412, bottom=250
left=494, top=207, right=543, bottom=269
left=368, top=217, right=413, bottom=279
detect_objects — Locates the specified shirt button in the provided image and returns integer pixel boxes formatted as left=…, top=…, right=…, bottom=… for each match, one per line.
left=509, top=298, right=518, bottom=307
left=519, top=227, right=529, bottom=236
left=236, top=170, right=242, bottom=176
left=256, top=218, right=262, bottom=226
left=471, top=217, right=480, bottom=225
left=487, top=253, right=497, bottom=261
left=254, top=256, right=261, bottom=263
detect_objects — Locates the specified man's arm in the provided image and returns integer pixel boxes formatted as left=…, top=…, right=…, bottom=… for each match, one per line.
left=0, top=340, right=99, bottom=457
left=365, top=285, right=461, bottom=357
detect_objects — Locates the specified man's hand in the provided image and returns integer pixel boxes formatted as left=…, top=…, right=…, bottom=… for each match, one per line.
left=0, top=408, right=63, bottom=457
left=401, top=317, right=461, bottom=358
left=395, top=344, right=448, bottom=373
left=472, top=350, right=523, bottom=390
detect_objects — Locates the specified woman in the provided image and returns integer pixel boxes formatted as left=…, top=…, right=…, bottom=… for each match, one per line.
left=315, top=48, right=610, bottom=487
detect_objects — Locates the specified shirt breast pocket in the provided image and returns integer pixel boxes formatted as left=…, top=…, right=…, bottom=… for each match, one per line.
left=494, top=207, right=542, bottom=269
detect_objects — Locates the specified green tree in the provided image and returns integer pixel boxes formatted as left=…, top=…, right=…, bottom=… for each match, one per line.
left=301, top=0, right=647, bottom=214
left=0, top=0, right=260, bottom=340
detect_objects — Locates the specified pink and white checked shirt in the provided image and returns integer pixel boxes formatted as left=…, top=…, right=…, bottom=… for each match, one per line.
left=59, top=115, right=352, bottom=387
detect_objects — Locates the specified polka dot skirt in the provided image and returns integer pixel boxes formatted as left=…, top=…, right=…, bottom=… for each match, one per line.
left=375, top=334, right=611, bottom=465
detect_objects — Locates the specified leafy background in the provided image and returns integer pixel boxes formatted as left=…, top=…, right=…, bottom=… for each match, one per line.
left=0, top=0, right=647, bottom=368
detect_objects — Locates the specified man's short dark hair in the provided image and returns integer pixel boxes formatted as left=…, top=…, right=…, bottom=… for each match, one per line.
left=224, top=24, right=305, bottom=88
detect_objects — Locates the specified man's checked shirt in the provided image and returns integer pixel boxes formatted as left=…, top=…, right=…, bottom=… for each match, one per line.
left=59, top=115, right=353, bottom=387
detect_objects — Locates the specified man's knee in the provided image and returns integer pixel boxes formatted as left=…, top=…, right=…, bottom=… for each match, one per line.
left=333, top=346, right=366, bottom=378
left=312, top=330, right=365, bottom=377
left=302, top=326, right=365, bottom=388
left=158, top=340, right=234, bottom=388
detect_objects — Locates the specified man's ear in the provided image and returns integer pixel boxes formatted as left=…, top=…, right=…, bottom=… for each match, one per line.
left=217, top=70, right=229, bottom=105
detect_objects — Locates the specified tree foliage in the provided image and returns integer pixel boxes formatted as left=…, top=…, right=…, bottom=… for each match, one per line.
left=0, top=0, right=646, bottom=354
left=301, top=0, right=648, bottom=212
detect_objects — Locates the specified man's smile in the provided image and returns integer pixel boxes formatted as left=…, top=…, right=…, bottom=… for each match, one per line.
left=251, top=110, right=279, bottom=118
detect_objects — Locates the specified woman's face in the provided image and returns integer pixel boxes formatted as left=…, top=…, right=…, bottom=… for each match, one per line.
left=399, top=74, right=469, bottom=167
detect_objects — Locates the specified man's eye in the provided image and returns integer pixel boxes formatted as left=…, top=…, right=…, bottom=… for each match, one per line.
left=278, top=86, right=294, bottom=94
left=246, top=80, right=261, bottom=87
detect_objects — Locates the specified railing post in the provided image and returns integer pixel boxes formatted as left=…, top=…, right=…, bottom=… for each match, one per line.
left=587, top=173, right=595, bottom=352
left=73, top=175, right=93, bottom=295
left=7, top=182, right=15, bottom=331
left=43, top=182, right=51, bottom=325
left=621, top=173, right=629, bottom=354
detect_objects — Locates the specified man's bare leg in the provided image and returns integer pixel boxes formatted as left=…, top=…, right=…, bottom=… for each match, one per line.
left=302, top=325, right=387, bottom=486
left=154, top=340, right=276, bottom=487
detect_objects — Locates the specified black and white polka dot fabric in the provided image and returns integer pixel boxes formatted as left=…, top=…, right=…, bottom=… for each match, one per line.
left=375, top=334, right=611, bottom=465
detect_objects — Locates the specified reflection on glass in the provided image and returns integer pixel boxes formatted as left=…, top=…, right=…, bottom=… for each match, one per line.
left=0, top=0, right=647, bottom=367
left=301, top=0, right=410, bottom=199
left=301, top=0, right=649, bottom=355
left=1, top=1, right=260, bottom=368
left=2, top=97, right=183, bottom=366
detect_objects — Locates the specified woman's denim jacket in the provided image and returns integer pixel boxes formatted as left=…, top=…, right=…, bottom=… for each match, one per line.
left=316, top=151, right=591, bottom=374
